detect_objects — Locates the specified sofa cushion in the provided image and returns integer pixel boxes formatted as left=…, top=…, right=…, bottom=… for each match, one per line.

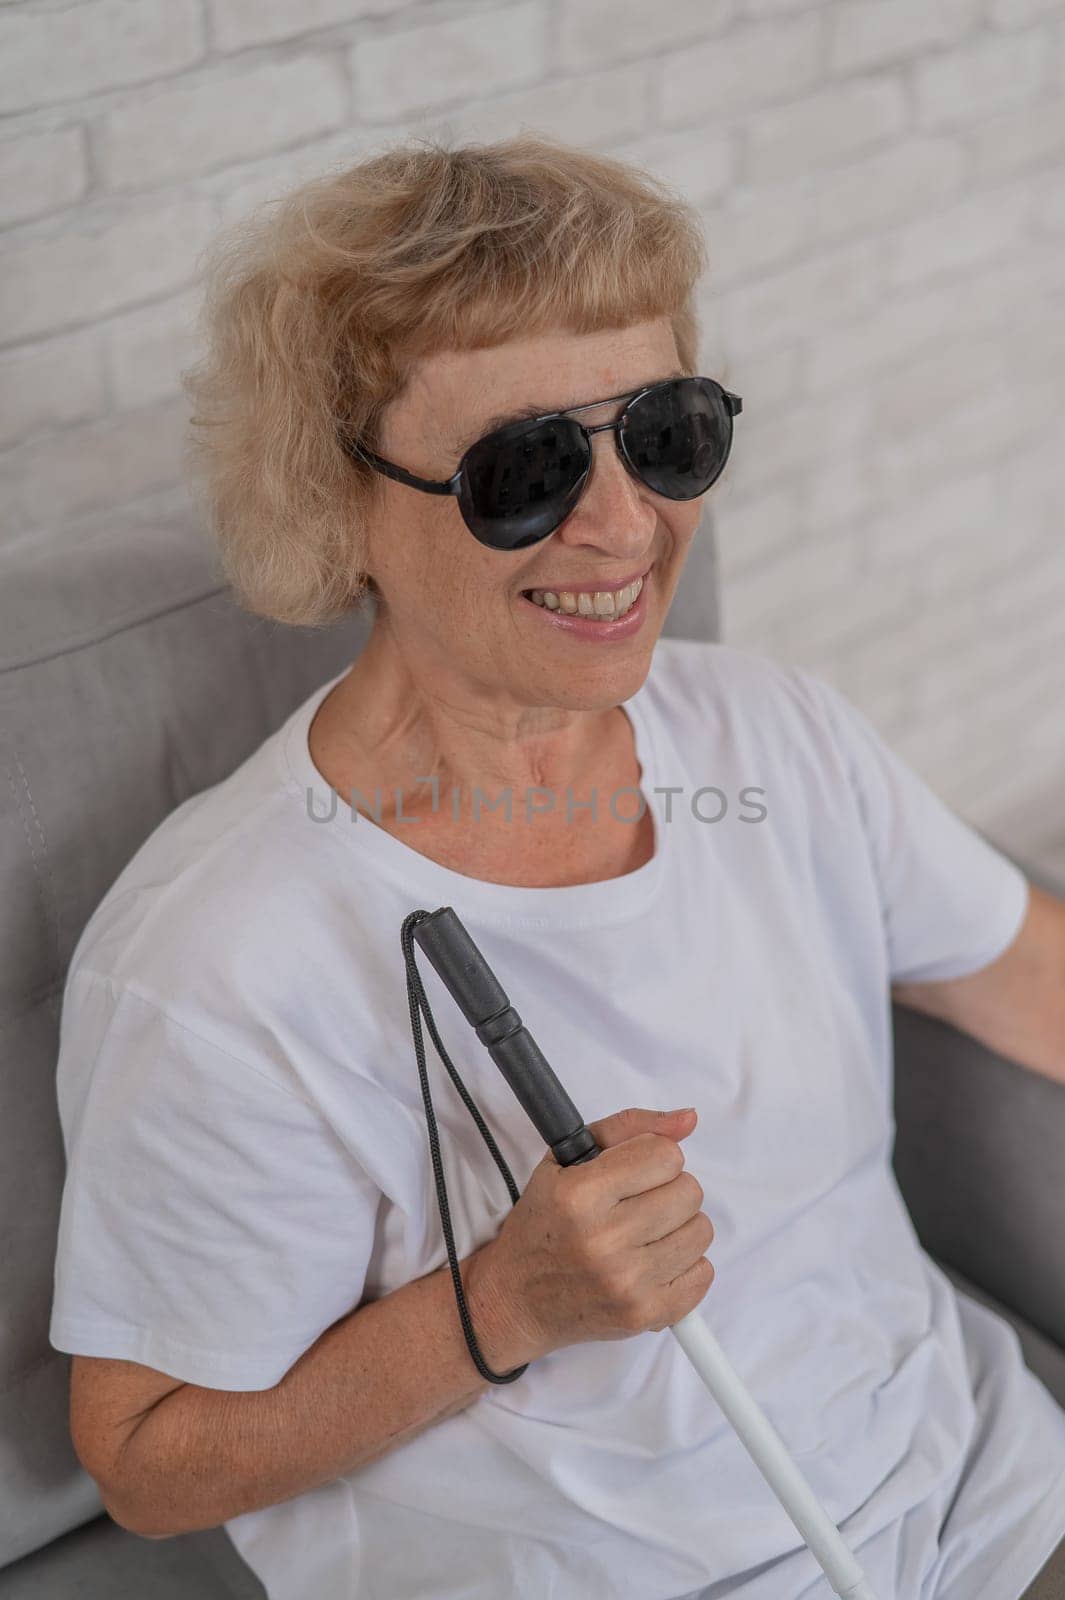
left=0, top=1516, right=266, bottom=1599
left=890, top=849, right=1065, bottom=1367
left=0, top=518, right=372, bottom=1569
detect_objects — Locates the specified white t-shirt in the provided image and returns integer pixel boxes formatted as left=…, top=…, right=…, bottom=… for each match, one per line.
left=49, top=638, right=1065, bottom=1600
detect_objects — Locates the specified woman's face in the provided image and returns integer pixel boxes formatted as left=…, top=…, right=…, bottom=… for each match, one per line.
left=362, top=318, right=706, bottom=721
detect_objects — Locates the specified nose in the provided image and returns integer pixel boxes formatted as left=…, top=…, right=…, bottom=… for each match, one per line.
left=550, top=425, right=656, bottom=557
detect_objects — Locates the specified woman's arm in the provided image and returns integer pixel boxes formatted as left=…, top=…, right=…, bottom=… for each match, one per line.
left=73, top=1239, right=527, bottom=1539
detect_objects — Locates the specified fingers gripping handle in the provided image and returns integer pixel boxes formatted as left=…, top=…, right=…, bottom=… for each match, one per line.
left=410, top=905, right=880, bottom=1600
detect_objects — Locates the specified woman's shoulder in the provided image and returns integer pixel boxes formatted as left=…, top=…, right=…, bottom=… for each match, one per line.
left=642, top=638, right=868, bottom=830
left=645, top=636, right=830, bottom=738
left=67, top=747, right=336, bottom=1014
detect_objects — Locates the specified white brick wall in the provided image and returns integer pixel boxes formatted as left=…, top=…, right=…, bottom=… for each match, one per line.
left=1, top=0, right=1063, bottom=873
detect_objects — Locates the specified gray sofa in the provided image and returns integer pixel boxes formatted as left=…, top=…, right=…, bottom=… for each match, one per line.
left=1, top=515, right=1062, bottom=1598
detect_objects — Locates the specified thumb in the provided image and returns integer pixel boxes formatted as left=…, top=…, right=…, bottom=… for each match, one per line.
left=583, top=1105, right=697, bottom=1152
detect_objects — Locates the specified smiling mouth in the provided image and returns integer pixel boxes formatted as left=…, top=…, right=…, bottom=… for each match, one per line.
left=520, top=566, right=650, bottom=621
left=522, top=575, right=644, bottom=621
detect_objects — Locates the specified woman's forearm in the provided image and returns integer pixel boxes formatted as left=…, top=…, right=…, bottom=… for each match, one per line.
left=104, top=1241, right=529, bottom=1538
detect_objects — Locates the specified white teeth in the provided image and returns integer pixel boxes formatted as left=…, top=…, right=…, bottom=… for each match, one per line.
left=525, top=575, right=644, bottom=620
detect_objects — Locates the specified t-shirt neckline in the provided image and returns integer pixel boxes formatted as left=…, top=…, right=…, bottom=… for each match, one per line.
left=279, top=665, right=668, bottom=930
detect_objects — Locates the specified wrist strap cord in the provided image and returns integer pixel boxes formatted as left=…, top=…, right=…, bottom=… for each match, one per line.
left=401, top=909, right=529, bottom=1384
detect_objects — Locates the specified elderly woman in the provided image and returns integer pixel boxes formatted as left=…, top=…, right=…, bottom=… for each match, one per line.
left=49, top=136, right=1064, bottom=1600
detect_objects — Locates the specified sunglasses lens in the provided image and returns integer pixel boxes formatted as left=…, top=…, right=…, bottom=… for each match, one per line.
left=457, top=377, right=736, bottom=549
left=620, top=377, right=733, bottom=499
left=460, top=418, right=590, bottom=551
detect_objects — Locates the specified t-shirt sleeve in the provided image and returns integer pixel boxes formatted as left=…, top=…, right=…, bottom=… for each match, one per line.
left=795, top=669, right=1030, bottom=986
left=49, top=971, right=383, bottom=1391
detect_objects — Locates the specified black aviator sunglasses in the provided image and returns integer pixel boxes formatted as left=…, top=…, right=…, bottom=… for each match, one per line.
left=338, top=375, right=742, bottom=552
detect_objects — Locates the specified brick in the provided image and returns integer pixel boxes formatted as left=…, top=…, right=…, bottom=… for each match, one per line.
left=0, top=330, right=105, bottom=450
left=914, top=27, right=1049, bottom=129
left=800, top=455, right=878, bottom=535
left=97, top=57, right=349, bottom=191
left=740, top=0, right=822, bottom=13
left=915, top=600, right=1065, bottom=721
left=978, top=764, right=1065, bottom=851
left=887, top=184, right=1035, bottom=289
left=724, top=378, right=874, bottom=504
left=715, top=485, right=800, bottom=581
left=1033, top=163, right=1065, bottom=232
left=949, top=655, right=1064, bottom=760
left=0, top=197, right=217, bottom=345
left=911, top=643, right=1023, bottom=727
left=11, top=398, right=188, bottom=529
left=825, top=664, right=917, bottom=744
left=820, top=649, right=918, bottom=716
left=969, top=96, right=1065, bottom=183
left=352, top=2, right=546, bottom=121
left=699, top=183, right=808, bottom=289
left=711, top=345, right=801, bottom=419
left=769, top=573, right=916, bottom=667
left=808, top=251, right=1065, bottom=393
left=958, top=251, right=1065, bottom=333
left=828, top=0, right=978, bottom=76
left=990, top=714, right=1065, bottom=778
left=871, top=359, right=1059, bottom=500
left=211, top=0, right=405, bottom=53
left=611, top=127, right=734, bottom=207
left=919, top=747, right=1029, bottom=826
left=998, top=428, right=1065, bottom=537
left=0, top=127, right=87, bottom=228
left=1033, top=833, right=1065, bottom=883
left=212, top=131, right=382, bottom=227
left=1007, top=293, right=1065, bottom=378
left=557, top=0, right=731, bottom=70
left=892, top=699, right=994, bottom=777
left=843, top=592, right=986, bottom=693
left=1025, top=701, right=1065, bottom=768
left=744, top=77, right=909, bottom=186
left=0, top=0, right=204, bottom=116
left=106, top=289, right=202, bottom=410
left=861, top=468, right=998, bottom=576
left=661, top=13, right=822, bottom=128
left=697, top=357, right=802, bottom=501
left=987, top=0, right=1065, bottom=26
left=440, top=60, right=649, bottom=154
left=807, top=286, right=953, bottom=394
left=805, top=137, right=966, bottom=249
left=721, top=526, right=860, bottom=635
left=706, top=237, right=883, bottom=362
left=868, top=332, right=1009, bottom=447
left=923, top=528, right=1025, bottom=599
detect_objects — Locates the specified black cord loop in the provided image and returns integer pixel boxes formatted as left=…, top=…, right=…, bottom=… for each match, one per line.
left=401, top=910, right=529, bottom=1385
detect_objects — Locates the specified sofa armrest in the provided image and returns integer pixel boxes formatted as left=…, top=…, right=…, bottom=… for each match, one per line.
left=890, top=852, right=1065, bottom=1354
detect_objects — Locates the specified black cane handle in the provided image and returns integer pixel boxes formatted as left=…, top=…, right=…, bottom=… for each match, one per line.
left=411, top=906, right=600, bottom=1168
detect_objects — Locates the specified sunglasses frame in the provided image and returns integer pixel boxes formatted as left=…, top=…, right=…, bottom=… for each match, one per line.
left=339, top=376, right=743, bottom=542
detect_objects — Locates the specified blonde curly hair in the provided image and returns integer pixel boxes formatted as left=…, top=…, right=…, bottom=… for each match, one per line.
left=182, top=131, right=710, bottom=629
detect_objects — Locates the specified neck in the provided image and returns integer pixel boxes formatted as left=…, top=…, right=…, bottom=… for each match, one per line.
left=327, top=618, right=626, bottom=812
